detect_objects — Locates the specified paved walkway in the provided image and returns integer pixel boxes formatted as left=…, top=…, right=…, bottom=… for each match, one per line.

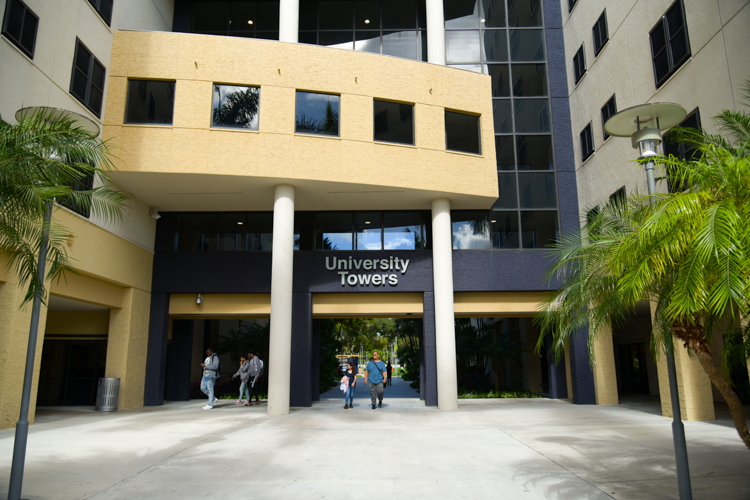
left=1, top=380, right=749, bottom=500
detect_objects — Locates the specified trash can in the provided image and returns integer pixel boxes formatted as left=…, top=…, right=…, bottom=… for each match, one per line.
left=95, top=378, right=120, bottom=412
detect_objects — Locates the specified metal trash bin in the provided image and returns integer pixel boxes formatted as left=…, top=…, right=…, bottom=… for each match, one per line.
left=95, top=378, right=120, bottom=412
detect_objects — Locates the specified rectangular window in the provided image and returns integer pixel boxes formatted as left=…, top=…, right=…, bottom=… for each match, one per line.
left=520, top=211, right=558, bottom=248
left=518, top=172, right=557, bottom=209
left=593, top=10, right=608, bottom=56
left=2, top=0, right=38, bottom=58
left=580, top=122, right=594, bottom=162
left=601, top=94, right=616, bottom=140
left=491, top=211, right=519, bottom=249
left=650, top=0, right=691, bottom=88
left=568, top=0, right=578, bottom=12
left=125, top=80, right=175, bottom=124
left=315, top=212, right=353, bottom=251
left=58, top=166, right=95, bottom=218
left=494, top=173, right=518, bottom=209
left=384, top=212, right=423, bottom=250
left=445, top=110, right=481, bottom=154
left=516, top=135, right=553, bottom=170
left=355, top=212, right=383, bottom=251
left=88, top=0, right=113, bottom=26
left=373, top=100, right=414, bottom=145
left=609, top=186, right=626, bottom=208
left=176, top=214, right=218, bottom=252
left=69, top=39, right=106, bottom=117
left=212, top=85, right=260, bottom=130
left=191, top=0, right=279, bottom=40
left=246, top=213, right=274, bottom=251
left=663, top=108, right=701, bottom=192
left=573, top=43, right=586, bottom=84
left=295, top=91, right=340, bottom=136
left=586, top=206, right=600, bottom=239
left=451, top=211, right=490, bottom=250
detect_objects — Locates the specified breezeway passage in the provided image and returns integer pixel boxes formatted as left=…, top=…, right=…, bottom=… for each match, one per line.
left=2, top=398, right=748, bottom=499
left=316, top=376, right=425, bottom=411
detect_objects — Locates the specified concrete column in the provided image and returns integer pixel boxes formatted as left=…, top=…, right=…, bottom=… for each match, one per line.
left=106, top=287, right=151, bottom=409
left=431, top=198, right=457, bottom=410
left=591, top=322, right=619, bottom=405
left=268, top=184, right=295, bottom=415
left=425, top=0, right=446, bottom=65
left=279, top=0, right=299, bottom=43
left=0, top=280, right=49, bottom=430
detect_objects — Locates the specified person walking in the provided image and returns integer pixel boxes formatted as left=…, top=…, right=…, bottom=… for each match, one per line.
left=386, top=360, right=393, bottom=386
left=200, top=348, right=220, bottom=410
left=247, top=351, right=264, bottom=405
left=343, top=360, right=357, bottom=409
left=232, top=354, right=252, bottom=406
left=364, top=350, right=387, bottom=409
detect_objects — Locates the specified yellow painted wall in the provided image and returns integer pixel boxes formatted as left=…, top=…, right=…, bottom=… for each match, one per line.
left=453, top=292, right=550, bottom=317
left=102, top=31, right=498, bottom=210
left=170, top=294, right=271, bottom=316
left=45, top=311, right=110, bottom=336
left=312, top=293, right=423, bottom=317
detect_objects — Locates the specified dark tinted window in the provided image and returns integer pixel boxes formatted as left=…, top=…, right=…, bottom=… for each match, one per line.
left=492, top=99, right=513, bottom=134
left=374, top=100, right=414, bottom=145
left=445, top=110, right=481, bottom=154
left=487, top=64, right=510, bottom=97
left=296, top=91, right=340, bottom=136
left=125, top=80, right=175, bottom=124
left=58, top=166, right=95, bottom=218
left=521, top=211, right=558, bottom=248
left=444, top=0, right=480, bottom=29
left=650, top=0, right=690, bottom=88
left=609, top=186, right=626, bottom=208
left=246, top=212, right=274, bottom=250
left=494, top=173, right=518, bottom=209
left=483, top=0, right=506, bottom=27
left=593, top=10, right=608, bottom=56
left=88, top=0, right=113, bottom=26
left=509, top=29, right=544, bottom=61
left=315, top=212, right=353, bottom=250
left=452, top=211, right=490, bottom=249
left=513, top=99, right=549, bottom=133
left=2, top=0, right=38, bottom=58
left=573, top=44, right=585, bottom=84
left=482, top=30, right=507, bottom=62
left=320, top=0, right=353, bottom=29
left=495, top=135, right=515, bottom=170
left=580, top=122, right=594, bottom=161
left=191, top=0, right=279, bottom=39
left=518, top=172, right=556, bottom=208
left=212, top=85, right=260, bottom=130
left=601, top=94, right=616, bottom=140
left=176, top=214, right=218, bottom=252
left=217, top=213, right=247, bottom=251
left=70, top=39, right=106, bottom=117
left=491, top=210, right=519, bottom=249
left=511, top=64, right=547, bottom=96
left=507, top=0, right=542, bottom=27
left=516, top=135, right=553, bottom=170
left=663, top=108, right=701, bottom=192
left=384, top=212, right=423, bottom=250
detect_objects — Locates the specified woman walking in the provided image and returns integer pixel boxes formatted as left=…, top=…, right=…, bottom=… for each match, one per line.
left=232, top=354, right=252, bottom=405
left=343, top=361, right=357, bottom=409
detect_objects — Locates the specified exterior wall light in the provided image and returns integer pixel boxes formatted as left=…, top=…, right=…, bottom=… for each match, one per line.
left=196, top=293, right=203, bottom=305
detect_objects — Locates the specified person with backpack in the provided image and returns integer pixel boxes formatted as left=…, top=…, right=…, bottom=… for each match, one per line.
left=200, top=347, right=221, bottom=410
left=364, top=350, right=388, bottom=409
left=232, top=354, right=252, bottom=406
left=246, top=352, right=264, bottom=405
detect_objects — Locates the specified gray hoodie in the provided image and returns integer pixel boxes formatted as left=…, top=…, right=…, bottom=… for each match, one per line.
left=203, top=353, right=220, bottom=379
left=233, top=360, right=252, bottom=381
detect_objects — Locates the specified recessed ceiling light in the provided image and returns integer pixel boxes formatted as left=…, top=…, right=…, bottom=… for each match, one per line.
left=480, top=18, right=486, bottom=23
left=490, top=220, right=496, bottom=223
left=247, top=20, right=253, bottom=25
left=365, top=221, right=371, bottom=224
left=237, top=221, right=244, bottom=225
left=364, top=19, right=370, bottom=24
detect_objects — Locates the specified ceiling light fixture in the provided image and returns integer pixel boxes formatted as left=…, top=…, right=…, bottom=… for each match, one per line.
left=364, top=19, right=370, bottom=24
left=365, top=221, right=371, bottom=224
left=247, top=19, right=253, bottom=25
left=490, top=220, right=496, bottom=223
left=237, top=221, right=243, bottom=225
left=480, top=18, right=486, bottom=23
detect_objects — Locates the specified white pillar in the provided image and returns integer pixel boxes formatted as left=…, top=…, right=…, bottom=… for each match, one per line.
left=267, top=184, right=295, bottom=415
left=279, top=0, right=299, bottom=43
left=425, top=0, right=446, bottom=65
left=431, top=198, right=458, bottom=409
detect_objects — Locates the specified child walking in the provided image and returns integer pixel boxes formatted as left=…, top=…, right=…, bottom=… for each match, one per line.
left=232, top=355, right=252, bottom=406
left=343, top=361, right=357, bottom=409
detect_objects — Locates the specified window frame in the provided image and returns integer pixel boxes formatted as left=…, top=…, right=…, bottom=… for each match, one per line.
left=600, top=94, right=616, bottom=141
left=663, top=108, right=701, bottom=193
left=649, top=0, right=691, bottom=89
left=1, top=0, right=39, bottom=59
left=69, top=38, right=106, bottom=118
left=211, top=83, right=261, bottom=130
left=124, top=79, right=176, bottom=125
left=580, top=122, right=594, bottom=162
left=87, top=0, right=113, bottom=26
left=573, top=43, right=586, bottom=84
left=568, top=0, right=578, bottom=13
left=444, top=109, right=482, bottom=155
left=294, top=90, right=341, bottom=137
left=372, top=98, right=415, bottom=146
left=592, top=9, right=608, bottom=56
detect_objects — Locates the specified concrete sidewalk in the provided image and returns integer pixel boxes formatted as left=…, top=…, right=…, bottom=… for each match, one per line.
left=1, top=381, right=749, bottom=500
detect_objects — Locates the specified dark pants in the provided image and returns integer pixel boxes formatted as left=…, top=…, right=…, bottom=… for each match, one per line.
left=387, top=374, right=392, bottom=386
left=249, top=376, right=262, bottom=401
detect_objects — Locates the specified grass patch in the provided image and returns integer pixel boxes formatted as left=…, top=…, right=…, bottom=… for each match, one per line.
left=458, top=388, right=544, bottom=399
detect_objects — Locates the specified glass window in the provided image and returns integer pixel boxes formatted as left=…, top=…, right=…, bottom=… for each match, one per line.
left=573, top=44, right=586, bottom=83
left=580, top=122, right=594, bottom=161
left=315, top=213, right=353, bottom=250
left=356, top=1, right=380, bottom=29
left=482, top=0, right=506, bottom=27
left=609, top=186, right=626, bottom=208
left=507, top=0, right=542, bottom=27
left=176, top=214, right=218, bottom=252
left=593, top=9, right=609, bottom=56
left=299, top=1, right=317, bottom=30
left=212, top=85, right=260, bottom=130
left=192, top=1, right=230, bottom=33
left=384, top=212, right=423, bottom=250
left=650, top=0, right=690, bottom=88
left=319, top=31, right=353, bottom=49
left=88, top=0, right=114, bottom=26
left=70, top=39, right=106, bottom=118
left=495, top=135, right=515, bottom=170
left=319, top=0, right=353, bottom=29
left=663, top=108, right=701, bottom=192
left=382, top=30, right=419, bottom=60
left=125, top=80, right=176, bottom=125
left=509, top=29, right=545, bottom=61
left=445, top=110, right=481, bottom=154
left=494, top=173, right=518, bottom=209
left=487, top=64, right=510, bottom=97
left=355, top=212, right=382, bottom=250
left=449, top=64, right=484, bottom=73
left=57, top=165, right=95, bottom=218
left=217, top=213, right=247, bottom=251
left=520, top=211, right=558, bottom=248
left=247, top=212, right=274, bottom=250
left=601, top=94, right=616, bottom=140
left=355, top=31, right=380, bottom=53
left=511, top=64, right=547, bottom=96
left=255, top=0, right=280, bottom=31
left=295, top=91, right=340, bottom=136
left=383, top=0, right=416, bottom=29
left=492, top=99, right=513, bottom=134
left=491, top=211, right=519, bottom=249
left=518, top=172, right=557, bottom=208
left=444, top=0, right=480, bottom=29
left=482, top=30, right=508, bottom=62
left=2, top=0, right=39, bottom=58
left=374, top=100, right=414, bottom=145
left=513, top=99, right=549, bottom=133
left=445, top=30, right=481, bottom=64
left=516, top=135, right=553, bottom=170
left=452, top=211, right=490, bottom=249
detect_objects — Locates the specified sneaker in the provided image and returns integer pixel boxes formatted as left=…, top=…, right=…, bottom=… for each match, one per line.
left=243, top=401, right=250, bottom=406
left=202, top=405, right=213, bottom=410
left=235, top=400, right=243, bottom=405
left=378, top=401, right=382, bottom=408
left=372, top=404, right=376, bottom=410
left=213, top=398, right=219, bottom=405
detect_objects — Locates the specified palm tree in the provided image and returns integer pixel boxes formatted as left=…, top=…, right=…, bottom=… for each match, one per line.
left=1, top=109, right=128, bottom=305
left=534, top=82, right=750, bottom=449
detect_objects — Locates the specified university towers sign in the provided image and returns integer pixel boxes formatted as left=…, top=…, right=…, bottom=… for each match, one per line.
left=325, top=256, right=410, bottom=287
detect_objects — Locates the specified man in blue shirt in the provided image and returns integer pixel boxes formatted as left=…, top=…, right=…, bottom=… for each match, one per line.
left=364, top=350, right=388, bottom=409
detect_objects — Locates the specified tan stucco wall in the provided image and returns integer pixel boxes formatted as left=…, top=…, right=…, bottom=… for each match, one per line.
left=591, top=322, right=619, bottom=405
left=453, top=291, right=550, bottom=317
left=311, top=293, right=424, bottom=317
left=102, top=31, right=498, bottom=212
left=170, top=294, right=271, bottom=317
left=45, top=311, right=110, bottom=336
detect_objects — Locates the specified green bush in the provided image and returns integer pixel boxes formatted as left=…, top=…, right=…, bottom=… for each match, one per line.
left=458, top=387, right=543, bottom=399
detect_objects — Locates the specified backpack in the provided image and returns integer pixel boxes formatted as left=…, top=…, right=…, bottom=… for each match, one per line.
left=213, top=353, right=222, bottom=379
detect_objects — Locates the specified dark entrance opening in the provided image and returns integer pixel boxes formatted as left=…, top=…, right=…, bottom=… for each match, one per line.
left=37, top=339, right=107, bottom=406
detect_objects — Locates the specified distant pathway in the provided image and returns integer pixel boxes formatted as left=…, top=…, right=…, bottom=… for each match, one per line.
left=318, top=376, right=425, bottom=410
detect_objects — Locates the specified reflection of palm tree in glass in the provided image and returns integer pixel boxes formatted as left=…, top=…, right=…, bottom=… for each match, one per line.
left=320, top=235, right=338, bottom=250
left=213, top=86, right=259, bottom=129
left=321, top=102, right=338, bottom=134
left=295, top=102, right=339, bottom=135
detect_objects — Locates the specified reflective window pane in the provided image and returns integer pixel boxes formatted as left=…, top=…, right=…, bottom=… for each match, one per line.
left=247, top=212, right=274, bottom=251
left=176, top=214, right=217, bottom=251
left=384, top=212, right=423, bottom=250
left=319, top=31, right=353, bottom=49
left=356, top=1, right=380, bottom=29
left=355, top=212, right=382, bottom=250
left=229, top=2, right=255, bottom=33
left=217, top=213, right=246, bottom=251
left=444, top=0, right=479, bottom=29
left=445, top=30, right=481, bottom=64
left=516, top=135, right=553, bottom=170
left=452, top=211, right=490, bottom=249
left=494, top=173, right=518, bottom=209
left=507, top=0, right=543, bottom=27
left=374, top=100, right=414, bottom=144
left=482, top=30, right=508, bottom=62
left=511, top=63, right=547, bottom=96
left=513, top=98, right=549, bottom=133
left=521, top=211, right=558, bottom=248
left=509, top=29, right=545, bottom=61
left=295, top=91, right=340, bottom=136
left=492, top=99, right=513, bottom=134
left=383, top=0, right=415, bottom=29
left=382, top=30, right=418, bottom=60
left=299, top=1, right=317, bottom=30
left=445, top=110, right=481, bottom=154
left=355, top=31, right=380, bottom=53
left=487, top=64, right=510, bottom=97
left=315, top=213, right=353, bottom=250
left=255, top=0, right=280, bottom=31
left=212, top=85, right=260, bottom=130
left=495, top=135, right=515, bottom=170
left=319, top=0, right=353, bottom=29
left=518, top=172, right=557, bottom=208
left=482, top=0, right=506, bottom=27
left=125, top=80, right=175, bottom=125
left=491, top=211, right=519, bottom=249
left=192, top=1, right=229, bottom=33
left=449, top=64, right=483, bottom=73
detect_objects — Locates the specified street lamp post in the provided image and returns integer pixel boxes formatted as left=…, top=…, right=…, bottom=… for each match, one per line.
left=7, top=107, right=100, bottom=500
left=605, top=102, right=692, bottom=500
